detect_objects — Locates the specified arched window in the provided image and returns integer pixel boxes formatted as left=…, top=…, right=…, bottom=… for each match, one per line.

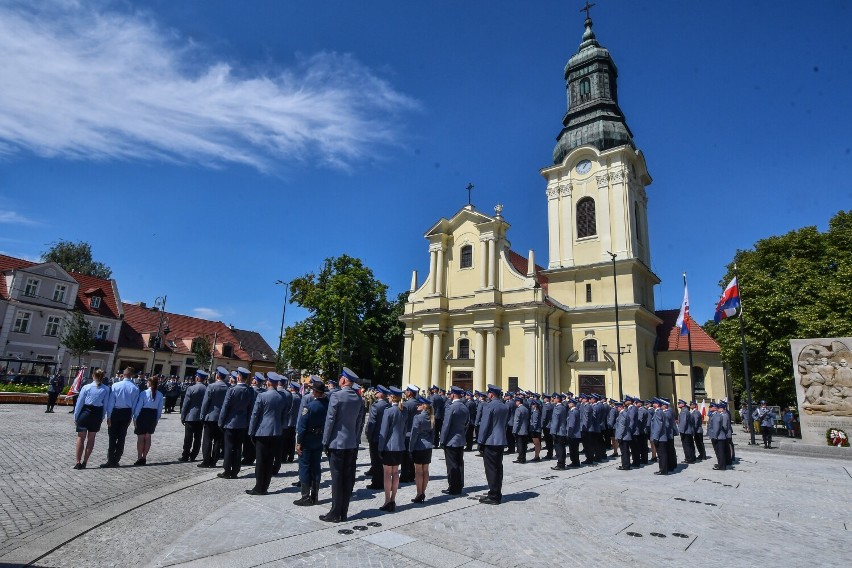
left=583, top=339, right=598, bottom=362
left=577, top=197, right=596, bottom=238
left=634, top=201, right=642, bottom=243
left=460, top=244, right=473, bottom=268
left=692, top=367, right=706, bottom=397
left=458, top=338, right=470, bottom=359
left=579, top=78, right=591, bottom=102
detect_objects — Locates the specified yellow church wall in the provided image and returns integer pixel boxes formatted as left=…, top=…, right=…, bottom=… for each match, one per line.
left=655, top=352, right=730, bottom=403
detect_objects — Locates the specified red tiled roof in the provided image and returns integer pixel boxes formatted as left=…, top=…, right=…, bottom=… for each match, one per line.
left=506, top=249, right=549, bottom=294
left=0, top=254, right=120, bottom=319
left=655, top=309, right=720, bottom=353
left=120, top=303, right=272, bottom=362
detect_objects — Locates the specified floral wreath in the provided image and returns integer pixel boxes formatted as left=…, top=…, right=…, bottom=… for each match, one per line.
left=826, top=428, right=850, bottom=447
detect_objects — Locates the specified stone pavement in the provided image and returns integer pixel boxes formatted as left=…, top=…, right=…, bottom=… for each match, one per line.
left=1, top=404, right=851, bottom=567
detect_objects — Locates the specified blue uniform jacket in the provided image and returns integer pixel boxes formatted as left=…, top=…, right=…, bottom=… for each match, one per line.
left=200, top=380, right=229, bottom=423
left=431, top=394, right=446, bottom=420
left=218, top=383, right=255, bottom=430
left=107, top=378, right=140, bottom=416
left=474, top=399, right=484, bottom=427
left=441, top=400, right=469, bottom=448
left=297, top=396, right=329, bottom=449
left=691, top=409, right=704, bottom=435
left=378, top=404, right=408, bottom=452
left=286, top=392, right=301, bottom=428
left=322, top=386, right=363, bottom=450
left=275, top=388, right=295, bottom=428
left=403, top=398, right=420, bottom=438
left=529, top=406, right=542, bottom=432
left=566, top=405, right=582, bottom=438
left=551, top=402, right=568, bottom=437
left=650, top=408, right=671, bottom=442
left=607, top=406, right=618, bottom=429
left=627, top=405, right=641, bottom=436
left=180, top=382, right=207, bottom=422
left=513, top=403, right=530, bottom=436
left=707, top=411, right=723, bottom=439
left=249, top=388, right=286, bottom=437
left=678, top=408, right=695, bottom=435
left=753, top=407, right=775, bottom=428
left=366, top=398, right=390, bottom=443
left=478, top=399, right=509, bottom=446
left=614, top=409, right=632, bottom=440
left=410, top=411, right=434, bottom=451
left=542, top=402, right=553, bottom=430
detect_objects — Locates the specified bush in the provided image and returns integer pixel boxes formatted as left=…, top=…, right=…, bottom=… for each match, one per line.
left=0, top=384, right=49, bottom=394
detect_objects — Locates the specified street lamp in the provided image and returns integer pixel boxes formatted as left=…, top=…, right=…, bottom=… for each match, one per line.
left=148, top=296, right=169, bottom=377
left=274, top=280, right=290, bottom=372
left=606, top=252, right=626, bottom=399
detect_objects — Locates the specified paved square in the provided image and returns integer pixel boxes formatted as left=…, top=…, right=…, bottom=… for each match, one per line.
left=1, top=404, right=850, bottom=567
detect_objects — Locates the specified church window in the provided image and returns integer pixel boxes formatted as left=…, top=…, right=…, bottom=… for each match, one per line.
left=635, top=201, right=642, bottom=243
left=458, top=338, right=470, bottom=359
left=576, top=198, right=596, bottom=238
left=585, top=283, right=592, bottom=303
left=460, top=245, right=473, bottom=269
left=692, top=367, right=706, bottom=397
left=579, top=78, right=591, bottom=102
left=583, top=339, right=598, bottom=362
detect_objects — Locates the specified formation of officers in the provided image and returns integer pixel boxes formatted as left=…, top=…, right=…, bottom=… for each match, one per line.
left=76, top=361, right=740, bottom=520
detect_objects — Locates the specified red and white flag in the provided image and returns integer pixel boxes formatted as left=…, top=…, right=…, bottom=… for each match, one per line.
left=67, top=367, right=85, bottom=396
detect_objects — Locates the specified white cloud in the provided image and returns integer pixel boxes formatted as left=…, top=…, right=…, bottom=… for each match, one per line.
left=193, top=307, right=223, bottom=320
left=0, top=211, right=38, bottom=225
left=0, top=2, right=418, bottom=172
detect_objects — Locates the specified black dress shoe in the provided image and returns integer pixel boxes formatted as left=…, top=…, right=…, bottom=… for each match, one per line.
left=178, top=456, right=189, bottom=462
left=133, top=458, right=146, bottom=466
left=99, top=462, right=116, bottom=468
left=291, top=480, right=302, bottom=487
left=512, top=459, right=526, bottom=464
left=365, top=483, right=383, bottom=490
left=319, top=514, right=343, bottom=523
left=217, top=472, right=236, bottom=479
left=531, top=457, right=541, bottom=462
left=712, top=465, right=724, bottom=470
left=73, top=463, right=83, bottom=470
left=551, top=465, right=566, bottom=470
left=441, top=489, right=461, bottom=495
left=245, top=489, right=267, bottom=496
left=379, top=500, right=396, bottom=512
left=411, top=494, right=425, bottom=503
left=479, top=497, right=500, bottom=505
left=616, top=466, right=630, bottom=470
left=653, top=471, right=666, bottom=475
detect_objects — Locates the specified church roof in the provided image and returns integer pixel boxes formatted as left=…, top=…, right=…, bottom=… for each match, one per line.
left=506, top=249, right=549, bottom=294
left=655, top=309, right=721, bottom=353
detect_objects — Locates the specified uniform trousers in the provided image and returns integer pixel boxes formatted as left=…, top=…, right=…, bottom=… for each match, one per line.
left=505, top=427, right=516, bottom=453
left=433, top=418, right=443, bottom=446
left=711, top=438, right=727, bottom=469
left=630, top=435, right=643, bottom=467
left=618, top=440, right=632, bottom=468
left=515, top=434, right=528, bottom=463
left=640, top=433, right=650, bottom=463
left=47, top=391, right=59, bottom=411
left=567, top=437, right=581, bottom=465
left=581, top=431, right=594, bottom=461
left=553, top=435, right=567, bottom=466
left=680, top=433, right=696, bottom=462
left=597, top=431, right=608, bottom=460
left=444, top=445, right=465, bottom=493
left=666, top=439, right=678, bottom=470
left=327, top=448, right=358, bottom=520
left=299, top=446, right=323, bottom=485
left=201, top=422, right=223, bottom=465
left=242, top=430, right=256, bottom=464
left=543, top=427, right=553, bottom=458
left=694, top=433, right=707, bottom=459
left=727, top=439, right=735, bottom=465
left=368, top=439, right=384, bottom=487
left=761, top=425, right=773, bottom=447
left=182, top=421, right=203, bottom=460
left=655, top=439, right=670, bottom=474
left=400, top=438, right=414, bottom=482
left=223, top=428, right=246, bottom=476
left=465, top=425, right=475, bottom=451
left=282, top=427, right=296, bottom=461
left=106, top=408, right=133, bottom=464
left=252, top=435, right=281, bottom=493
left=481, top=444, right=504, bottom=502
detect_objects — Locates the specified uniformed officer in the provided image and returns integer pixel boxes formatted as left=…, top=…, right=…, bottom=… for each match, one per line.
left=319, top=367, right=363, bottom=523
left=399, top=384, right=420, bottom=483
left=753, top=400, right=776, bottom=448
left=179, top=370, right=208, bottom=462
left=607, top=399, right=619, bottom=458
left=246, top=373, right=287, bottom=495
left=101, top=367, right=141, bottom=468
left=271, top=376, right=295, bottom=475
left=198, top=367, right=229, bottom=468
left=503, top=392, right=516, bottom=455
left=441, top=385, right=469, bottom=495
left=690, top=401, right=707, bottom=460
left=241, top=372, right=266, bottom=466
left=614, top=401, right=632, bottom=470
left=677, top=399, right=696, bottom=463
left=46, top=371, right=64, bottom=413
left=477, top=384, right=509, bottom=505
left=529, top=398, right=542, bottom=461
left=512, top=397, right=530, bottom=464
left=294, top=380, right=329, bottom=506
left=474, top=391, right=486, bottom=456
left=650, top=399, right=672, bottom=475
left=365, top=385, right=391, bottom=490
left=707, top=402, right=726, bottom=470
left=430, top=386, right=445, bottom=446
left=664, top=398, right=679, bottom=471
left=217, top=367, right=255, bottom=479
left=282, top=381, right=301, bottom=463
left=549, top=393, right=568, bottom=470
left=722, top=401, right=734, bottom=465
left=541, top=393, right=554, bottom=460
left=463, top=392, right=476, bottom=451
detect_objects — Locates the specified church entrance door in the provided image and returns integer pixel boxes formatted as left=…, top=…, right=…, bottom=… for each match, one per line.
left=578, top=374, right=606, bottom=397
left=452, top=370, right=473, bottom=393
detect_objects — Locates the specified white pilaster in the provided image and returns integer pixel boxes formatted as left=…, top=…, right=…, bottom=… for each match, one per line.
left=546, top=185, right=561, bottom=268
left=524, top=327, right=536, bottom=391
left=401, top=331, right=413, bottom=385
left=559, top=181, right=574, bottom=267
left=421, top=332, right=432, bottom=387
left=595, top=173, right=612, bottom=261
left=486, top=239, right=495, bottom=288
left=430, top=331, right=442, bottom=389
left=473, top=329, right=485, bottom=393
left=485, top=329, right=497, bottom=387
left=435, top=247, right=445, bottom=296
left=428, top=250, right=437, bottom=294
left=479, top=239, right=488, bottom=288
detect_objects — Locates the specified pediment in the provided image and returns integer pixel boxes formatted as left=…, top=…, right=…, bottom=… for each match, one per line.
left=424, top=206, right=496, bottom=238
left=20, top=261, right=76, bottom=283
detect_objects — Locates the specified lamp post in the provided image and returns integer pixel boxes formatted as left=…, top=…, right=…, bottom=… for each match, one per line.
left=148, top=296, right=169, bottom=377
left=606, top=252, right=625, bottom=398
left=274, top=280, right=290, bottom=372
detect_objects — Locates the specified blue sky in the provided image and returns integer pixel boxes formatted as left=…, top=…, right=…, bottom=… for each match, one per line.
left=1, top=0, right=850, bottom=348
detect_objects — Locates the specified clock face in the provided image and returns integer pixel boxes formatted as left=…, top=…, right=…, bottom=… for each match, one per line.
left=576, top=159, right=592, bottom=174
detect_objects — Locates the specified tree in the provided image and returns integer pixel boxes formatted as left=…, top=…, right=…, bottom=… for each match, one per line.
left=705, top=210, right=852, bottom=406
left=191, top=335, right=212, bottom=372
left=42, top=240, right=112, bottom=279
left=279, top=255, right=405, bottom=385
left=61, top=310, right=96, bottom=370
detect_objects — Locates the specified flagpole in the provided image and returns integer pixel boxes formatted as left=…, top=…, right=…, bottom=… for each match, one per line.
left=684, top=272, right=695, bottom=402
left=734, top=264, right=757, bottom=446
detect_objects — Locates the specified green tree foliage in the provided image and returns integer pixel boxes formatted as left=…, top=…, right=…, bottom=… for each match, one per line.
left=705, top=210, right=852, bottom=406
left=191, top=335, right=213, bottom=372
left=279, top=255, right=405, bottom=386
left=42, top=240, right=112, bottom=279
left=61, top=310, right=96, bottom=368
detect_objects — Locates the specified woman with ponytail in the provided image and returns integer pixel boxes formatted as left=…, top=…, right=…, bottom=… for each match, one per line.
left=73, top=369, right=109, bottom=469
left=377, top=386, right=408, bottom=512
left=132, top=375, right=164, bottom=465
left=409, top=397, right=435, bottom=503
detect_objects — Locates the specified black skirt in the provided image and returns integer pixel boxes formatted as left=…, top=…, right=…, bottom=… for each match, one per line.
left=76, top=405, right=104, bottom=433
left=381, top=450, right=405, bottom=466
left=530, top=431, right=542, bottom=439
left=134, top=408, right=159, bottom=435
left=411, top=449, right=432, bottom=465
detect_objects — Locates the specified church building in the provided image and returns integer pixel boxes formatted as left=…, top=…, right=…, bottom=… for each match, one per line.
left=400, top=15, right=726, bottom=402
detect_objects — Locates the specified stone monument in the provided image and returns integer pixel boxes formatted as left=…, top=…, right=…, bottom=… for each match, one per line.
left=790, top=337, right=852, bottom=446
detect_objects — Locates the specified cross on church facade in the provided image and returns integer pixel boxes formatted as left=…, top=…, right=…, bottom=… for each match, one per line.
left=658, top=361, right=689, bottom=403
left=466, top=183, right=474, bottom=206
left=580, top=1, right=595, bottom=19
